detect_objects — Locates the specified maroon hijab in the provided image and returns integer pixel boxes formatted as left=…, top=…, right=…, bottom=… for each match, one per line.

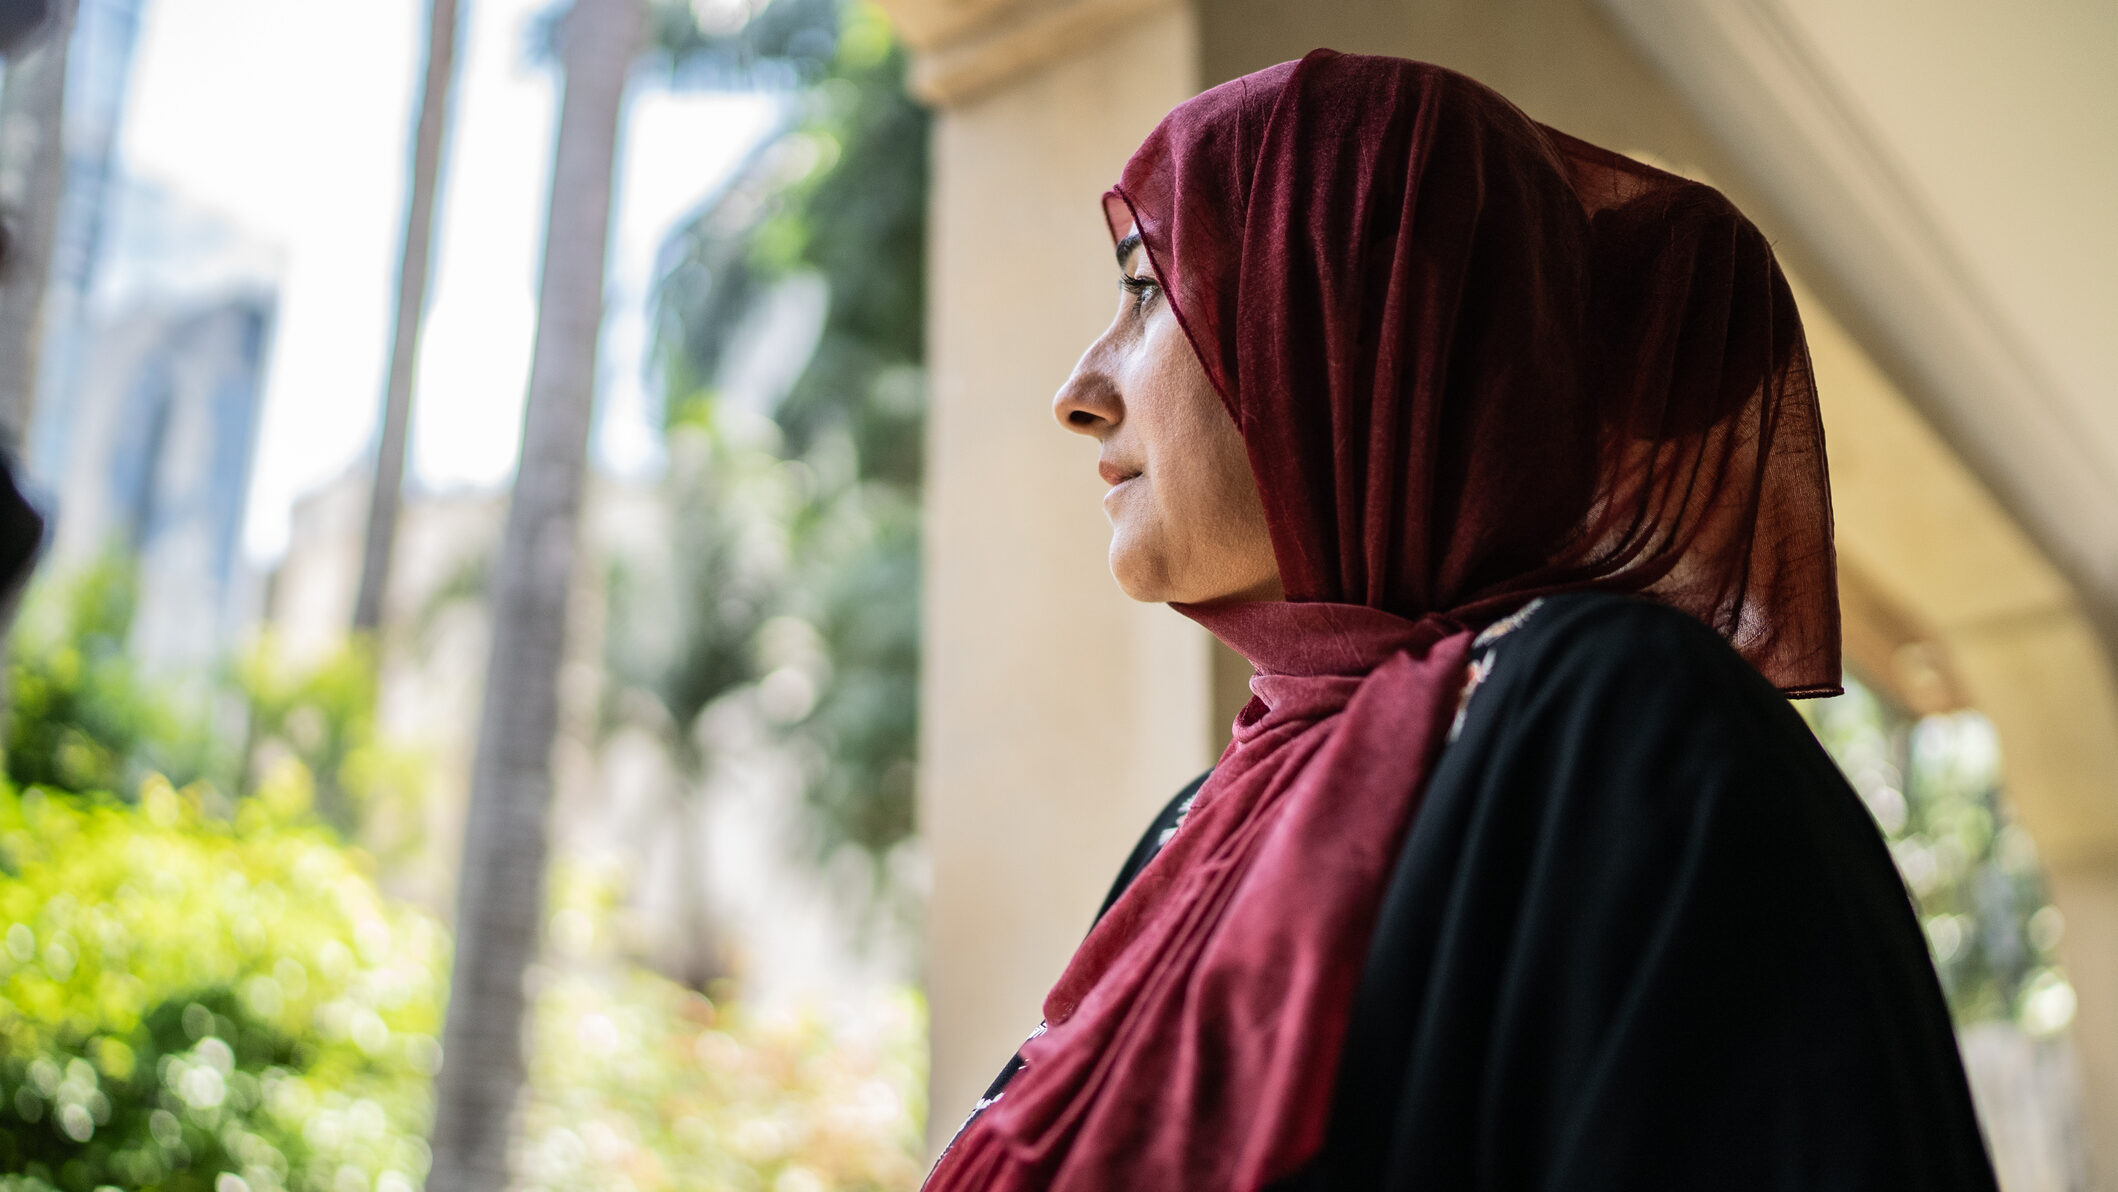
left=924, top=49, right=1838, bottom=1191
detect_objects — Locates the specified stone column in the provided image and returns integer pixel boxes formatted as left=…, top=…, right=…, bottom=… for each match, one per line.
left=892, top=0, right=1217, bottom=1149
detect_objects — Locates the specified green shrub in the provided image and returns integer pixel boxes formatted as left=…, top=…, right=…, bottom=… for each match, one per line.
left=0, top=773, right=931, bottom=1192
left=0, top=773, right=446, bottom=1192
left=6, top=557, right=228, bottom=798
left=520, top=963, right=927, bottom=1192
left=1802, top=679, right=2074, bottom=1033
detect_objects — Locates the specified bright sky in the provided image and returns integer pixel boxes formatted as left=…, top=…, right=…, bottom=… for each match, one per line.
left=118, top=0, right=780, bottom=563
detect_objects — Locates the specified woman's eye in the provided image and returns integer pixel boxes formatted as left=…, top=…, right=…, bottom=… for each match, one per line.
left=1119, top=274, right=1159, bottom=312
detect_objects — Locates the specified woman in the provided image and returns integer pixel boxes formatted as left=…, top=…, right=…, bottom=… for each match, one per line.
left=925, top=50, right=2000, bottom=1191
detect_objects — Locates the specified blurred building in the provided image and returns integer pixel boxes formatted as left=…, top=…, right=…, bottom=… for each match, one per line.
left=33, top=178, right=279, bottom=671
left=266, top=467, right=502, bottom=908
left=71, top=291, right=272, bottom=669
left=6, top=0, right=280, bottom=673
left=870, top=0, right=2118, bottom=1185
left=20, top=0, right=148, bottom=486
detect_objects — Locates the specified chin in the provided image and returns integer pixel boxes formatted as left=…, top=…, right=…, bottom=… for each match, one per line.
left=1107, top=535, right=1176, bottom=603
left=1108, top=559, right=1168, bottom=603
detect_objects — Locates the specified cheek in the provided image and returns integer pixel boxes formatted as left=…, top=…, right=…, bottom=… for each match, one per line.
left=1099, top=308, right=1276, bottom=602
left=1150, top=387, right=1253, bottom=538
left=1131, top=336, right=1266, bottom=585
left=1105, top=488, right=1176, bottom=600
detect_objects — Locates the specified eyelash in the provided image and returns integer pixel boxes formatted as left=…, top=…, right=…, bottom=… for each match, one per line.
left=1119, top=273, right=1160, bottom=312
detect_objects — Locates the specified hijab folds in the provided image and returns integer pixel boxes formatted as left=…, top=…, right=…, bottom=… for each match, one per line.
left=924, top=49, right=1839, bottom=1192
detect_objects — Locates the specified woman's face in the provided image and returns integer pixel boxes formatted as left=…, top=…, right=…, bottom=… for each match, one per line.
left=1053, top=226, right=1283, bottom=605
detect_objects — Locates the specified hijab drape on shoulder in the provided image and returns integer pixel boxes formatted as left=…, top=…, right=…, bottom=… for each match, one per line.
left=924, top=48, right=1839, bottom=1192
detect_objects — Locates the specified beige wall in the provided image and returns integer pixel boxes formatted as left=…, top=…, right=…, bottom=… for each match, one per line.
left=917, top=2, right=1218, bottom=1145
left=889, top=0, right=2118, bottom=1177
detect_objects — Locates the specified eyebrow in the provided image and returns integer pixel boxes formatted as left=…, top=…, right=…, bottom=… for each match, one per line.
left=1115, top=231, right=1142, bottom=271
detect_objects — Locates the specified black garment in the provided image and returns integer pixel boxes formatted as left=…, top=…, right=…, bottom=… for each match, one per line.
left=0, top=456, right=44, bottom=614
left=0, top=460, right=43, bottom=595
left=1058, top=592, right=1998, bottom=1190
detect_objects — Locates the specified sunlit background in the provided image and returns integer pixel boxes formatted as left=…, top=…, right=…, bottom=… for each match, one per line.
left=0, top=0, right=2109, bottom=1189
left=3, top=0, right=927, bottom=1187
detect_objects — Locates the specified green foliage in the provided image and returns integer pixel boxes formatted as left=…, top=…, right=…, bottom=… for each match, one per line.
left=0, top=566, right=443, bottom=1188
left=625, top=0, right=927, bottom=880
left=7, top=558, right=422, bottom=847
left=757, top=5, right=928, bottom=486
left=779, top=475, right=918, bottom=861
left=648, top=0, right=927, bottom=481
left=0, top=586, right=926, bottom=1192
left=645, top=0, right=841, bottom=90
left=0, top=490, right=927, bottom=1192
left=519, top=865, right=926, bottom=1191
left=520, top=970, right=927, bottom=1192
left=6, top=556, right=228, bottom=797
left=0, top=776, right=446, bottom=1192
left=0, top=761, right=927, bottom=1192
left=604, top=407, right=797, bottom=773
left=235, top=634, right=423, bottom=845
left=1802, top=679, right=2075, bottom=1034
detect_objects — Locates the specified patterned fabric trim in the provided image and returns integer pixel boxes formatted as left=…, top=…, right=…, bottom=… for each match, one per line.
left=1156, top=788, right=1203, bottom=849
left=929, top=1021, right=1050, bottom=1179
left=1473, top=596, right=1546, bottom=650
left=1451, top=597, right=1545, bottom=741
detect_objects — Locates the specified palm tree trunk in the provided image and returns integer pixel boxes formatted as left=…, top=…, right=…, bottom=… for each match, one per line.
left=352, top=0, right=463, bottom=635
left=674, top=782, right=725, bottom=991
left=0, top=0, right=77, bottom=453
left=425, top=1, right=641, bottom=1188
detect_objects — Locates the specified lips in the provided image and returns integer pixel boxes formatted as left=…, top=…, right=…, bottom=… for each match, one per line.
left=1098, top=460, right=1143, bottom=487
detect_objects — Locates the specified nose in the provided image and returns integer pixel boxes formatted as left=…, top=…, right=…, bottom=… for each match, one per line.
left=1053, top=338, right=1122, bottom=437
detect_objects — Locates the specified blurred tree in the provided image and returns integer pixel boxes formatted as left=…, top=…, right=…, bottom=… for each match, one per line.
left=235, top=634, right=383, bottom=838
left=779, top=477, right=919, bottom=869
left=353, top=0, right=466, bottom=636
left=6, top=557, right=423, bottom=849
left=0, top=775, right=447, bottom=1192
left=626, top=0, right=926, bottom=892
left=0, top=0, right=75, bottom=451
left=0, top=634, right=928, bottom=1192
left=515, top=860, right=929, bottom=1190
left=1802, top=679, right=2075, bottom=1034
left=582, top=0, right=927, bottom=995
left=600, top=402, right=792, bottom=988
left=519, top=952, right=927, bottom=1191
left=650, top=0, right=921, bottom=482
left=5, top=555, right=225, bottom=796
left=426, top=0, right=645, bottom=1188
left=0, top=517, right=928, bottom=1192
left=645, top=0, right=838, bottom=88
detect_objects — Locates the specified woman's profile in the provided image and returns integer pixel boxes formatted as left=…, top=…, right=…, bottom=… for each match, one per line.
left=923, top=49, right=2001, bottom=1191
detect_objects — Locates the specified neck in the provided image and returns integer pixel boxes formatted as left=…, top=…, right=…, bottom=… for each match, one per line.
left=1168, top=598, right=1458, bottom=678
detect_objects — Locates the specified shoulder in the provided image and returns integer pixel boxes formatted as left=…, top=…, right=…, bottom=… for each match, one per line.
left=1447, top=591, right=1849, bottom=839
left=1435, top=597, right=1896, bottom=945
left=1485, top=591, right=1760, bottom=680
left=1338, top=598, right=1984, bottom=1192
left=1471, top=591, right=1796, bottom=734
